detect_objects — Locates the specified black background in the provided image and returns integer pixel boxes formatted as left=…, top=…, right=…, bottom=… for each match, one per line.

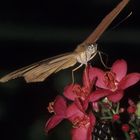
left=0, top=0, right=139, bottom=140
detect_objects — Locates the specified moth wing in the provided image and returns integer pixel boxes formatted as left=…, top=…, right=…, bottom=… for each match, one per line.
left=82, top=0, right=129, bottom=44
left=24, top=55, right=77, bottom=82
left=0, top=53, right=77, bottom=83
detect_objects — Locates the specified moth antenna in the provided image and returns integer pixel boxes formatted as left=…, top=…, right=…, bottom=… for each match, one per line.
left=110, top=11, right=132, bottom=30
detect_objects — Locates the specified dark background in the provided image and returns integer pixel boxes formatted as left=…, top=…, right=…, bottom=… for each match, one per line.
left=0, top=0, right=139, bottom=140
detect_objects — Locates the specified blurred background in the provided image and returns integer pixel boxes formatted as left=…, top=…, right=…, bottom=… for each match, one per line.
left=0, top=0, right=139, bottom=140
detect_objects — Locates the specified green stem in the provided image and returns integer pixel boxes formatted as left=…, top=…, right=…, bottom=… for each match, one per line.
left=124, top=132, right=130, bottom=140
left=129, top=121, right=140, bottom=138
left=100, top=116, right=112, bottom=120
left=116, top=102, right=120, bottom=114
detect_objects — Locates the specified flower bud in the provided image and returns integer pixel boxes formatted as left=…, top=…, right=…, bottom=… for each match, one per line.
left=121, top=124, right=130, bottom=132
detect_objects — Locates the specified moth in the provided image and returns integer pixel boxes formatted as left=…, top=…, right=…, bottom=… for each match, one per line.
left=0, top=0, right=129, bottom=83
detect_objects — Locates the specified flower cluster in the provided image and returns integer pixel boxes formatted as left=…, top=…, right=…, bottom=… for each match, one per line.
left=119, top=99, right=140, bottom=140
left=45, top=59, right=140, bottom=140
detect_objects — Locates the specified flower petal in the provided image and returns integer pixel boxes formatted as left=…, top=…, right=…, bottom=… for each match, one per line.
left=66, top=103, right=84, bottom=120
left=64, top=84, right=78, bottom=101
left=73, top=97, right=89, bottom=112
left=119, top=73, right=140, bottom=89
left=87, top=113, right=96, bottom=140
left=83, top=65, right=91, bottom=88
left=83, top=65, right=96, bottom=88
left=71, top=113, right=95, bottom=140
left=89, top=67, right=107, bottom=89
left=92, top=102, right=99, bottom=112
left=90, top=89, right=111, bottom=102
left=74, top=98, right=85, bottom=112
left=111, top=59, right=127, bottom=81
left=107, top=90, right=124, bottom=103
left=71, top=127, right=88, bottom=140
left=45, top=115, right=64, bottom=132
left=54, top=96, right=67, bottom=116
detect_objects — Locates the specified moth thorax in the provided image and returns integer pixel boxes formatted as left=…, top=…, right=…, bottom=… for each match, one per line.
left=76, top=47, right=96, bottom=65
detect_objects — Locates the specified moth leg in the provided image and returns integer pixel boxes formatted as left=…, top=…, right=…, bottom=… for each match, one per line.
left=98, top=51, right=111, bottom=69
left=72, top=64, right=83, bottom=83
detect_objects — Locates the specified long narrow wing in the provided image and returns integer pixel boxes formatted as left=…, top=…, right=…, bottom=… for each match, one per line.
left=0, top=53, right=77, bottom=83
left=82, top=0, right=129, bottom=44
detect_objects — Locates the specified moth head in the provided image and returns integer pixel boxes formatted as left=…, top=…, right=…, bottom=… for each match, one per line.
left=86, top=43, right=97, bottom=54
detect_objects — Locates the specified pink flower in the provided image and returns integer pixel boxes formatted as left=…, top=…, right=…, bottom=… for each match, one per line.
left=45, top=96, right=67, bottom=132
left=64, top=84, right=90, bottom=101
left=66, top=103, right=96, bottom=140
left=64, top=66, right=96, bottom=110
left=64, top=66, right=94, bottom=101
left=89, top=59, right=140, bottom=102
